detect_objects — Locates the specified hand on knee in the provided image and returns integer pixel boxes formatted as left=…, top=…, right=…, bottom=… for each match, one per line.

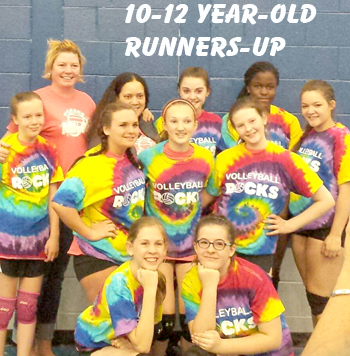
left=0, top=297, right=16, bottom=330
left=17, top=290, right=40, bottom=324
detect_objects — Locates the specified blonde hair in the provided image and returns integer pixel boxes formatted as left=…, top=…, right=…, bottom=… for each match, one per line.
left=43, top=39, right=86, bottom=82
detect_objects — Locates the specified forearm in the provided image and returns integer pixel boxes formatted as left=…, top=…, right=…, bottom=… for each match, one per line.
left=329, top=183, right=350, bottom=236
left=288, top=201, right=330, bottom=232
left=48, top=184, right=60, bottom=238
left=288, top=186, right=334, bottom=232
left=52, top=202, right=93, bottom=240
left=202, top=190, right=216, bottom=208
left=192, top=287, right=217, bottom=333
left=128, top=288, right=157, bottom=354
left=217, top=331, right=282, bottom=355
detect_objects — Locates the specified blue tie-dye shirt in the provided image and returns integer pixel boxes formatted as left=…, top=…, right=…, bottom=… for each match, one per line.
left=75, top=261, right=162, bottom=350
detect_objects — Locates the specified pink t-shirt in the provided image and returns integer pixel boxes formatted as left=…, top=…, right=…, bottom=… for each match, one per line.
left=8, top=86, right=96, bottom=174
left=134, top=130, right=156, bottom=154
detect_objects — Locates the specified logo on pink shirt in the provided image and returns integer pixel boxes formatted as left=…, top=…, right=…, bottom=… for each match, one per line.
left=62, top=109, right=88, bottom=137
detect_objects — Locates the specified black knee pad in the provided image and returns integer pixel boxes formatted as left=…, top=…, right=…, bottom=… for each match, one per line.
left=157, top=314, right=175, bottom=341
left=306, top=290, right=329, bottom=316
left=179, top=314, right=192, bottom=342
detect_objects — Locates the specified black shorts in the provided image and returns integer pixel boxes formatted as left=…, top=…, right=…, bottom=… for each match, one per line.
left=296, top=227, right=346, bottom=247
left=73, top=255, right=118, bottom=281
left=235, top=253, right=273, bottom=273
left=0, top=259, right=46, bottom=278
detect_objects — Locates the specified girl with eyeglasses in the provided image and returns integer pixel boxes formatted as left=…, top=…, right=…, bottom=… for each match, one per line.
left=181, top=215, right=294, bottom=356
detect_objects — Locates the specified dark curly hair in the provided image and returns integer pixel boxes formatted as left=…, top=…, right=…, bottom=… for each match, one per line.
left=237, top=61, right=279, bottom=99
left=87, top=72, right=149, bottom=146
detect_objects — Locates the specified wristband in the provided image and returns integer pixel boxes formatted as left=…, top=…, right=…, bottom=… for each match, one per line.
left=330, top=289, right=350, bottom=297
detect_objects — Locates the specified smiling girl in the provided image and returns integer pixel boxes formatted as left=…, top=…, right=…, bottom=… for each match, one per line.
left=203, top=96, right=334, bottom=273
left=138, top=99, right=214, bottom=354
left=181, top=215, right=294, bottom=356
left=219, top=61, right=302, bottom=152
left=290, top=80, right=350, bottom=325
left=218, top=63, right=303, bottom=288
left=87, top=72, right=159, bottom=152
left=52, top=102, right=145, bottom=303
left=74, top=216, right=167, bottom=356
left=154, top=67, right=222, bottom=156
left=0, top=92, right=63, bottom=356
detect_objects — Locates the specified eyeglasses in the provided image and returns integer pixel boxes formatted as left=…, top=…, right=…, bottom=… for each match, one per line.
left=196, top=238, right=232, bottom=251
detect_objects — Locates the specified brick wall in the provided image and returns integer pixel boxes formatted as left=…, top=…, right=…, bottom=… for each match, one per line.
left=2, top=0, right=349, bottom=332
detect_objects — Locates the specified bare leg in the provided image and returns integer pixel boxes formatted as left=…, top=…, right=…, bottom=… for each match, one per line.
left=306, top=238, right=344, bottom=324
left=80, top=266, right=118, bottom=304
left=151, top=263, right=175, bottom=356
left=175, top=263, right=193, bottom=353
left=35, top=340, right=53, bottom=356
left=272, top=234, right=290, bottom=289
left=0, top=273, right=17, bottom=356
left=291, top=234, right=308, bottom=285
left=272, top=200, right=290, bottom=289
left=17, top=275, right=43, bottom=356
left=35, top=222, right=73, bottom=356
left=92, top=346, right=138, bottom=356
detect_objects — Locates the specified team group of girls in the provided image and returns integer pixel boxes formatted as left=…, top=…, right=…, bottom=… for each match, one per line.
left=0, top=38, right=349, bottom=356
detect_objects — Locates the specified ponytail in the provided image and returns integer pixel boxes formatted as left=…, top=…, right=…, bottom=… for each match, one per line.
left=126, top=148, right=143, bottom=170
left=159, top=130, right=169, bottom=142
left=237, top=86, right=249, bottom=100
left=292, top=124, right=313, bottom=153
left=155, top=271, right=166, bottom=314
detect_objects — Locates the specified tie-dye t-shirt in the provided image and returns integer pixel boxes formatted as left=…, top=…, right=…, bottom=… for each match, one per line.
left=138, top=142, right=214, bottom=258
left=154, top=110, right=222, bottom=156
left=207, top=142, right=322, bottom=255
left=181, top=258, right=294, bottom=356
left=289, top=123, right=350, bottom=230
left=75, top=261, right=162, bottom=350
left=53, top=152, right=145, bottom=263
left=218, top=105, right=302, bottom=151
left=0, top=133, right=63, bottom=260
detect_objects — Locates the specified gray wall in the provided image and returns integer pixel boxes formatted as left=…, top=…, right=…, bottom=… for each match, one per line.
left=1, top=0, right=350, bottom=134
left=2, top=0, right=349, bottom=332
